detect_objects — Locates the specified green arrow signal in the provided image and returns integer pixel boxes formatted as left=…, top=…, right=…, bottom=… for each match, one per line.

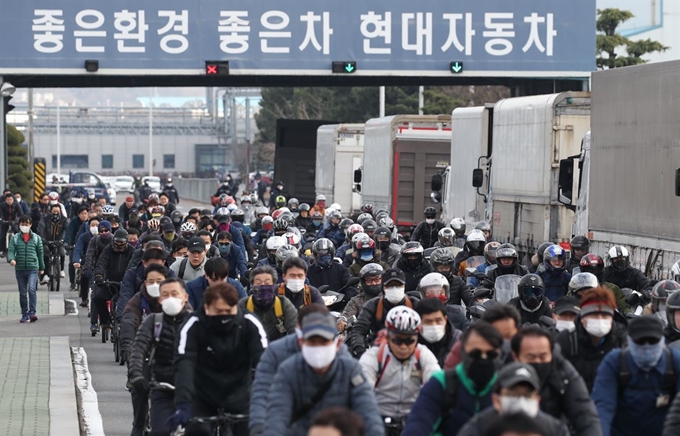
left=451, top=62, right=462, bottom=73
left=345, top=63, right=355, bottom=73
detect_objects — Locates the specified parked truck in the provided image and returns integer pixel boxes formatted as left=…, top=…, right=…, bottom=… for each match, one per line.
left=564, top=61, right=680, bottom=279
left=315, top=124, right=364, bottom=216
left=358, top=115, right=451, bottom=234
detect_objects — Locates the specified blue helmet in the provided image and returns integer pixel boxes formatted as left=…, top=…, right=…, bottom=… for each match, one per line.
left=543, top=245, right=567, bottom=274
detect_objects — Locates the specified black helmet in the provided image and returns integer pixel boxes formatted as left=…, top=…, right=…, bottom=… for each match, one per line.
left=279, top=211, right=295, bottom=227
left=534, top=242, right=553, bottom=264
left=373, top=226, right=391, bottom=251
left=375, top=211, right=389, bottom=223
left=652, top=280, right=680, bottom=313
left=667, top=291, right=680, bottom=333
left=570, top=236, right=591, bottom=262
left=357, top=213, right=372, bottom=225
left=518, top=274, right=545, bottom=310
left=273, top=218, right=289, bottom=232
left=299, top=203, right=311, bottom=212
left=424, top=206, right=437, bottom=219
left=362, top=219, right=377, bottom=235
left=312, top=238, right=336, bottom=257
left=171, top=210, right=183, bottom=225
left=328, top=210, right=342, bottom=224
left=429, top=248, right=456, bottom=278
left=361, top=204, right=374, bottom=215
left=360, top=263, right=384, bottom=298
left=339, top=218, right=354, bottom=233
left=113, top=229, right=128, bottom=243
left=495, top=243, right=519, bottom=274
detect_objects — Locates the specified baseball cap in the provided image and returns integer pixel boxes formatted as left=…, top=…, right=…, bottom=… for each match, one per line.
left=554, top=296, right=581, bottom=316
left=125, top=196, right=134, bottom=203
left=161, top=222, right=175, bottom=232
left=382, top=268, right=406, bottom=285
left=628, top=315, right=664, bottom=342
left=497, top=362, right=540, bottom=392
left=187, top=237, right=206, bottom=253
left=301, top=312, right=337, bottom=340
left=129, top=208, right=139, bottom=215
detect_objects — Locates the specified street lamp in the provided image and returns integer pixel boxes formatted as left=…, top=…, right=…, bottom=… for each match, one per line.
left=1, top=81, right=16, bottom=190
left=0, top=82, right=15, bottom=97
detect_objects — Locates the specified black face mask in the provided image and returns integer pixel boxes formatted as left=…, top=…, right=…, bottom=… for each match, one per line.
left=363, top=284, right=382, bottom=298
left=378, top=241, right=390, bottom=251
left=50, top=213, right=61, bottom=222
left=462, top=351, right=499, bottom=389
left=521, top=294, right=542, bottom=310
left=208, top=314, right=237, bottom=332
left=530, top=362, right=552, bottom=386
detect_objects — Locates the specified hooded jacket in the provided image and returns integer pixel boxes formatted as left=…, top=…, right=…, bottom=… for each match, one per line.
left=348, top=255, right=391, bottom=278
left=308, top=261, right=357, bottom=299
left=94, top=243, right=135, bottom=283
left=119, top=286, right=162, bottom=353
left=603, top=266, right=652, bottom=293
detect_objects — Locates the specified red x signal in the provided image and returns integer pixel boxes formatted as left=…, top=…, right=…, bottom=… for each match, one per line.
left=205, top=61, right=229, bottom=76
left=206, top=65, right=218, bottom=74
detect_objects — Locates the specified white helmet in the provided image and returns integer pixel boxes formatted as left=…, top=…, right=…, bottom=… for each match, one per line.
left=449, top=217, right=466, bottom=237
left=216, top=207, right=230, bottom=216
left=419, top=272, right=450, bottom=299
left=569, top=272, right=599, bottom=294
left=282, top=231, right=301, bottom=249
left=671, top=260, right=680, bottom=282
left=265, top=235, right=285, bottom=251
left=180, top=222, right=196, bottom=233
left=351, top=232, right=369, bottom=246
left=608, top=245, right=630, bottom=271
left=256, top=206, right=269, bottom=216
left=466, top=229, right=487, bottom=243
left=330, top=203, right=341, bottom=212
left=316, top=194, right=327, bottom=202
left=385, top=306, right=422, bottom=335
left=226, top=203, right=238, bottom=212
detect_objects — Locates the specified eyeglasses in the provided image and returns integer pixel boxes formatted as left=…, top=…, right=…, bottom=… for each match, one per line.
left=364, top=277, right=381, bottom=285
left=467, top=349, right=500, bottom=360
left=389, top=336, right=417, bottom=346
left=633, top=337, right=661, bottom=345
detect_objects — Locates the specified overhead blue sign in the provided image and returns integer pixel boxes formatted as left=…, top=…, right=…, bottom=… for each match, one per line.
left=0, top=1, right=595, bottom=76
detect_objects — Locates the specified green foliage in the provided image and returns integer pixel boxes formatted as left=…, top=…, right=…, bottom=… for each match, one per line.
left=6, top=124, right=32, bottom=197
left=596, top=8, right=669, bottom=69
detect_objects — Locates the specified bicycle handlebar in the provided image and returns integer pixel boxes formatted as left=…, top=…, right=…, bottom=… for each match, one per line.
left=188, top=414, right=249, bottom=424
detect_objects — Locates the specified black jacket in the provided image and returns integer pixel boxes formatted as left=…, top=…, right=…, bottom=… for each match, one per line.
left=458, top=407, right=570, bottom=436
left=539, top=348, right=602, bottom=436
left=118, top=204, right=135, bottom=224
left=393, top=257, right=432, bottom=292
left=410, top=221, right=445, bottom=249
left=603, top=266, right=651, bottom=294
left=664, top=391, right=680, bottom=436
left=129, top=307, right=193, bottom=384
left=556, top=317, right=628, bottom=392
left=174, top=308, right=267, bottom=409
left=119, top=287, right=162, bottom=353
left=446, top=274, right=472, bottom=306
left=418, top=320, right=462, bottom=368
left=349, top=295, right=420, bottom=355
left=486, top=264, right=528, bottom=282
left=0, top=201, right=22, bottom=222
left=37, top=215, right=67, bottom=242
left=94, top=244, right=135, bottom=283
left=307, top=262, right=358, bottom=299
left=163, top=185, right=180, bottom=204
left=508, top=296, right=553, bottom=326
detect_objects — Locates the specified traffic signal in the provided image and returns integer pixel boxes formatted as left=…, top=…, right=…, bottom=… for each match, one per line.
left=449, top=61, right=464, bottom=74
left=3, top=96, right=13, bottom=115
left=205, top=61, right=230, bottom=76
left=332, top=61, right=357, bottom=74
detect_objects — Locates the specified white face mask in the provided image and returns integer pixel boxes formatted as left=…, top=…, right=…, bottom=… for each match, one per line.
left=146, top=283, right=161, bottom=298
left=161, top=297, right=184, bottom=316
left=301, top=341, right=337, bottom=370
left=384, top=286, right=405, bottom=304
left=555, top=320, right=576, bottom=332
left=205, top=244, right=211, bottom=252
left=89, top=227, right=99, bottom=235
left=286, top=278, right=305, bottom=293
left=421, top=324, right=446, bottom=343
left=19, top=225, right=30, bottom=234
left=499, top=396, right=540, bottom=417
left=426, top=219, right=435, bottom=225
left=584, top=317, right=612, bottom=337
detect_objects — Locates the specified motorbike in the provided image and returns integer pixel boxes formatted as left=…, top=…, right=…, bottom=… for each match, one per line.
left=318, top=276, right=360, bottom=312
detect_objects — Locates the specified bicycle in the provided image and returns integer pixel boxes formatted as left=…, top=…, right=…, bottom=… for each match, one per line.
left=46, top=241, right=66, bottom=293
left=0, top=218, right=15, bottom=258
left=91, top=280, right=120, bottom=343
left=172, top=411, right=249, bottom=436
left=383, top=416, right=406, bottom=436
left=144, top=382, right=175, bottom=436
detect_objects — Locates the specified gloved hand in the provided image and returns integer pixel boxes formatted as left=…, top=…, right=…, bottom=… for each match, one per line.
left=120, top=339, right=133, bottom=355
left=240, top=276, right=250, bottom=288
left=167, top=402, right=192, bottom=431
left=130, top=376, right=149, bottom=394
left=94, top=276, right=104, bottom=285
left=351, top=345, right=365, bottom=359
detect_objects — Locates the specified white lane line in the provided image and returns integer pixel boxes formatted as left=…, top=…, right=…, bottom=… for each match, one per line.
left=72, top=346, right=106, bottom=436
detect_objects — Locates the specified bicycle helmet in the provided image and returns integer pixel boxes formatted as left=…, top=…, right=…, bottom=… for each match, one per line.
left=218, top=194, right=229, bottom=207
left=339, top=218, right=354, bottom=233
left=570, top=236, right=591, bottom=263
left=312, top=238, right=336, bottom=257
left=102, top=205, right=115, bottom=215
left=495, top=243, right=519, bottom=274
left=652, top=280, right=680, bottom=314
left=215, top=207, right=230, bottom=217
left=316, top=194, right=327, bottom=203
left=48, top=191, right=60, bottom=203
left=357, top=213, right=372, bottom=225
left=543, top=245, right=567, bottom=274
left=148, top=193, right=159, bottom=203
left=282, top=231, right=301, bottom=249
left=346, top=224, right=364, bottom=241
left=265, top=236, right=285, bottom=264
left=150, top=205, right=165, bottom=218
left=361, top=220, right=377, bottom=236
left=230, top=209, right=245, bottom=222
left=518, top=274, right=545, bottom=310
left=255, top=206, right=269, bottom=217
left=419, top=272, right=450, bottom=301
left=424, top=206, right=437, bottom=219
left=378, top=216, right=395, bottom=231
left=483, top=242, right=502, bottom=266
left=608, top=245, right=630, bottom=271
left=401, top=241, right=424, bottom=269
left=579, top=254, right=605, bottom=279
left=450, top=218, right=466, bottom=237
left=465, top=229, right=487, bottom=255
left=385, top=306, right=422, bottom=335
left=429, top=248, right=456, bottom=277
left=299, top=203, right=311, bottom=213
left=666, top=291, right=680, bottom=333
left=279, top=211, right=295, bottom=228
left=147, top=219, right=160, bottom=231
left=275, top=195, right=287, bottom=208
left=226, top=203, right=238, bottom=213
left=360, top=263, right=384, bottom=298
left=437, top=228, right=455, bottom=247
left=261, top=216, right=274, bottom=231
left=275, top=244, right=299, bottom=269
left=288, top=198, right=300, bottom=210
left=180, top=221, right=196, bottom=233
left=273, top=218, right=289, bottom=234
left=171, top=210, right=183, bottom=225
left=568, top=272, right=599, bottom=298
left=475, top=221, right=492, bottom=240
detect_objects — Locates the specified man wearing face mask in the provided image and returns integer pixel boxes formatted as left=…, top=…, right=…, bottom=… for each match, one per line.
left=216, top=231, right=247, bottom=280
left=169, top=283, right=267, bottom=436
left=308, top=238, right=357, bottom=299
left=551, top=296, right=581, bottom=333
left=338, top=264, right=384, bottom=332
left=511, top=326, right=601, bottom=436
left=185, top=257, right=247, bottom=310
left=7, top=215, right=44, bottom=323
left=592, top=316, right=680, bottom=436
left=65, top=206, right=90, bottom=291
left=120, top=264, right=167, bottom=436
left=265, top=312, right=384, bottom=436
left=128, top=277, right=191, bottom=436
left=417, top=272, right=468, bottom=329
left=508, top=274, right=553, bottom=325
left=373, top=226, right=401, bottom=267
left=0, top=193, right=23, bottom=257
left=416, top=298, right=462, bottom=367
left=557, top=287, right=627, bottom=393
left=403, top=321, right=502, bottom=436
left=360, top=306, right=440, bottom=428
left=349, top=269, right=419, bottom=358
left=238, top=265, right=297, bottom=341
left=73, top=217, right=100, bottom=307
left=410, top=207, right=445, bottom=249
left=394, top=242, right=432, bottom=292
left=457, top=363, right=570, bottom=436
left=278, top=257, right=324, bottom=310
left=159, top=222, right=177, bottom=251
left=37, top=202, right=68, bottom=284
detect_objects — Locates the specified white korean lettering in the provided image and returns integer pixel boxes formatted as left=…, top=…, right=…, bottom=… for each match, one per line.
left=522, top=13, right=556, bottom=56
left=218, top=11, right=250, bottom=54
left=32, top=10, right=65, bottom=53
left=74, top=9, right=106, bottom=53
left=299, top=12, right=333, bottom=55
left=158, top=11, right=189, bottom=54
left=483, top=13, right=514, bottom=56
left=360, top=11, right=391, bottom=55
left=401, top=13, right=432, bottom=56
left=441, top=13, right=475, bottom=55
left=260, top=11, right=291, bottom=54
left=114, top=10, right=148, bottom=53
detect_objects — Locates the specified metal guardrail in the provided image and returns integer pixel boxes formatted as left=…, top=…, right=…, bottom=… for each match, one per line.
left=173, top=178, right=219, bottom=203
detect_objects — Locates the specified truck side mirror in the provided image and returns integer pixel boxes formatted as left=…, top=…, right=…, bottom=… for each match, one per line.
left=430, top=191, right=442, bottom=204
left=431, top=174, right=443, bottom=192
left=353, top=169, right=362, bottom=184
left=676, top=169, right=680, bottom=197
left=558, top=158, right=574, bottom=208
left=353, top=183, right=361, bottom=193
left=472, top=168, right=483, bottom=188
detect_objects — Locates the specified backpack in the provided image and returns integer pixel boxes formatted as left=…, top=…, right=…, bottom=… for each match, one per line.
left=178, top=257, right=188, bottom=280
left=618, top=347, right=677, bottom=398
left=247, top=295, right=287, bottom=334
left=277, top=283, right=311, bottom=306
left=375, top=297, right=413, bottom=322
left=148, top=313, right=164, bottom=369
left=374, top=342, right=421, bottom=388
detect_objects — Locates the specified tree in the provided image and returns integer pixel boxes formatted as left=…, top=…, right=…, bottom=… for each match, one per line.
left=596, top=8, right=668, bottom=69
left=6, top=124, right=32, bottom=198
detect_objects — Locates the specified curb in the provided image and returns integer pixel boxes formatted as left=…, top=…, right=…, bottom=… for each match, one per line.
left=49, top=336, right=80, bottom=436
left=49, top=291, right=65, bottom=316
